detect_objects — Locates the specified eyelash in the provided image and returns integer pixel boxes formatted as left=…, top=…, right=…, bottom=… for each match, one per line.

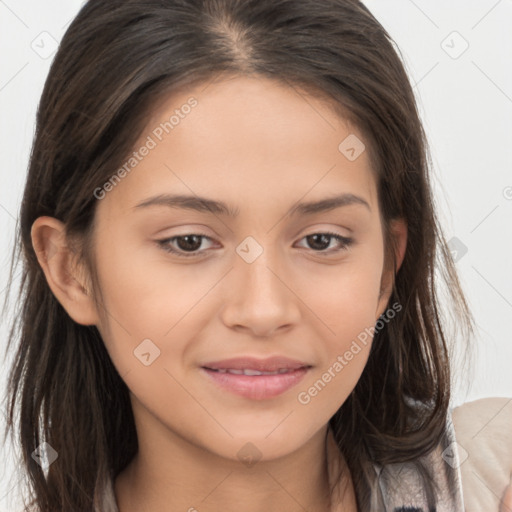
left=156, top=231, right=353, bottom=259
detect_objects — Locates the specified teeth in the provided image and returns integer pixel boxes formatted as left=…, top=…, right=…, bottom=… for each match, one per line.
left=243, top=369, right=279, bottom=376
left=211, top=368, right=295, bottom=375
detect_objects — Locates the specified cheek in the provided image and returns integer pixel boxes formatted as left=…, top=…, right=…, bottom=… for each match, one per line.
left=297, top=275, right=377, bottom=414
left=296, top=327, right=372, bottom=417
left=295, top=250, right=382, bottom=400
left=93, top=231, right=194, bottom=328
left=92, top=234, right=220, bottom=380
left=298, top=249, right=384, bottom=332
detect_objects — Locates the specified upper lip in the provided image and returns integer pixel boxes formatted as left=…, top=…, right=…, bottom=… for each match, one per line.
left=201, top=356, right=311, bottom=372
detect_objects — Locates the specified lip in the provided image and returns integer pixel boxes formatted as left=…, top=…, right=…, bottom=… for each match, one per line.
left=200, top=366, right=310, bottom=400
left=200, top=356, right=312, bottom=400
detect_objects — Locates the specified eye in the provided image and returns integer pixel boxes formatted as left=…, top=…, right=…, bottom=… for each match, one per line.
left=156, top=231, right=353, bottom=258
left=157, top=233, right=215, bottom=258
left=294, top=231, right=353, bottom=256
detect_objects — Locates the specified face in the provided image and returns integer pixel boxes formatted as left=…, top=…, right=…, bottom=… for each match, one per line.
left=80, top=75, right=404, bottom=461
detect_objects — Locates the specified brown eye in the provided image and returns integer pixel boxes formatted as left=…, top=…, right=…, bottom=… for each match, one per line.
left=157, top=233, right=214, bottom=258
left=174, top=235, right=203, bottom=252
left=296, top=232, right=353, bottom=255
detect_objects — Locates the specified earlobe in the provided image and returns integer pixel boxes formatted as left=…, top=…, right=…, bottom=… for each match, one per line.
left=31, top=216, right=100, bottom=326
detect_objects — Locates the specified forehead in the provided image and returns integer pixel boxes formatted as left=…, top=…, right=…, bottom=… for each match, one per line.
left=96, top=75, right=378, bottom=220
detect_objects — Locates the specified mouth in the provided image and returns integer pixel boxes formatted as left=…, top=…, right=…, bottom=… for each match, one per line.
left=200, top=365, right=311, bottom=400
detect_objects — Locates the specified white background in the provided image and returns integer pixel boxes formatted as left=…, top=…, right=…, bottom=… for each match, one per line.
left=1, top=1, right=511, bottom=510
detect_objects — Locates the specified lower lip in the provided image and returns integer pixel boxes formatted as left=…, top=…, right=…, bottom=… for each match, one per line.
left=200, top=367, right=310, bottom=400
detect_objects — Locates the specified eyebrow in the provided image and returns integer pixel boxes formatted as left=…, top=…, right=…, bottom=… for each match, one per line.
left=133, top=192, right=371, bottom=217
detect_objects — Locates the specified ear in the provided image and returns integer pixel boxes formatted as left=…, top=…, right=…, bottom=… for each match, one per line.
left=375, top=217, right=407, bottom=320
left=31, top=216, right=100, bottom=326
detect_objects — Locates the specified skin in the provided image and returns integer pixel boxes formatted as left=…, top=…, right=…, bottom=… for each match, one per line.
left=32, top=74, right=408, bottom=512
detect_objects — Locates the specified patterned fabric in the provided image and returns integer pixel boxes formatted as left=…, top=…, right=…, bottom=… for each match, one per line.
left=98, top=410, right=464, bottom=512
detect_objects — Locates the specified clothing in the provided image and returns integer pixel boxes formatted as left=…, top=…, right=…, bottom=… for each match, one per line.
left=451, top=397, right=512, bottom=511
left=99, top=411, right=464, bottom=512
left=326, top=409, right=464, bottom=511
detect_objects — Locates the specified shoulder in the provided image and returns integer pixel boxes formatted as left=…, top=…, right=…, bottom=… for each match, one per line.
left=451, top=397, right=512, bottom=512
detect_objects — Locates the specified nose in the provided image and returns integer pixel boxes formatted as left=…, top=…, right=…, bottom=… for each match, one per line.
left=219, top=247, right=301, bottom=338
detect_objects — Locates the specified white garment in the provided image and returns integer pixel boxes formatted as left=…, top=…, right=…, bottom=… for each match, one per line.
left=451, top=397, right=512, bottom=512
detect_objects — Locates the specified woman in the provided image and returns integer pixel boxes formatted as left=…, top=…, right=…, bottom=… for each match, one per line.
left=3, top=1, right=510, bottom=510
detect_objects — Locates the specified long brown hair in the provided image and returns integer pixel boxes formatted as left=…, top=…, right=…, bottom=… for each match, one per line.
left=2, top=0, right=475, bottom=510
